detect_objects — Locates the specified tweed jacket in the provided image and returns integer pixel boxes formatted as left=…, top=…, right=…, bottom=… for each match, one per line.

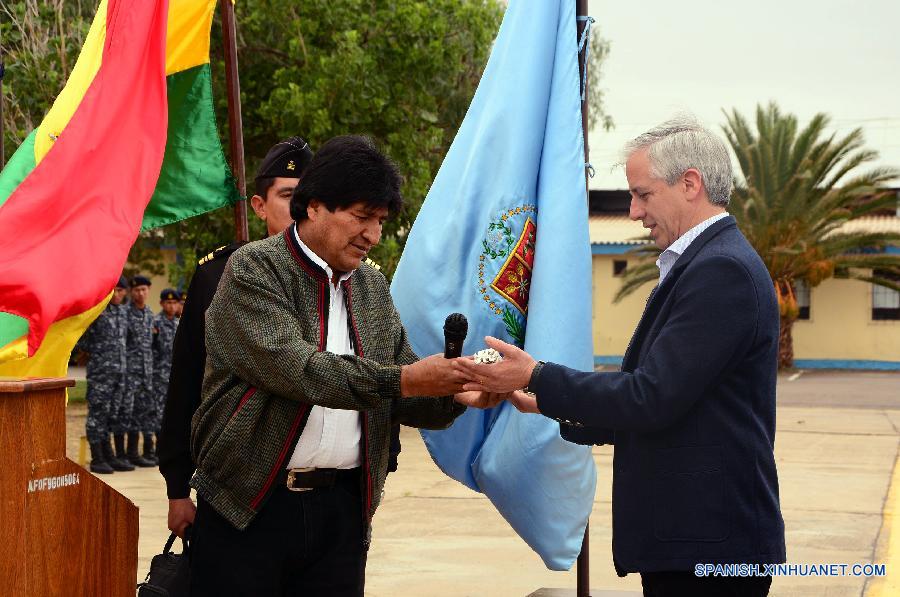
left=190, top=228, right=464, bottom=538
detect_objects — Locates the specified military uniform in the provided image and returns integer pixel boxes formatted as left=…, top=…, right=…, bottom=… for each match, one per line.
left=126, top=302, right=156, bottom=434
left=77, top=302, right=127, bottom=443
left=152, top=310, right=179, bottom=432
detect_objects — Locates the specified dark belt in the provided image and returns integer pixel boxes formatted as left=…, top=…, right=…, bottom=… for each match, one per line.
left=285, top=467, right=361, bottom=492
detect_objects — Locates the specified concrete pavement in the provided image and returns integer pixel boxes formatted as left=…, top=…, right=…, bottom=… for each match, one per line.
left=65, top=371, right=900, bottom=595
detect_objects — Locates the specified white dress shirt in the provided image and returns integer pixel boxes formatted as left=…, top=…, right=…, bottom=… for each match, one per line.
left=285, top=227, right=362, bottom=470
left=656, top=213, right=729, bottom=284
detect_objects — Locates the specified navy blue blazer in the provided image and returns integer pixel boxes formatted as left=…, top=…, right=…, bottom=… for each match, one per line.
left=535, top=216, right=786, bottom=575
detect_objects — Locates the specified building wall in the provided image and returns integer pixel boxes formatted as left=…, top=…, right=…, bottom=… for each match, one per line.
left=591, top=254, right=650, bottom=361
left=793, top=276, right=900, bottom=366
left=591, top=253, right=900, bottom=368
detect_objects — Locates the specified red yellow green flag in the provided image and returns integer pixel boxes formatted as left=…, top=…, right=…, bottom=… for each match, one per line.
left=0, top=0, right=240, bottom=377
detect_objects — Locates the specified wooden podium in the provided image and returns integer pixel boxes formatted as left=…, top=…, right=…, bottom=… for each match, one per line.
left=0, top=378, right=138, bottom=596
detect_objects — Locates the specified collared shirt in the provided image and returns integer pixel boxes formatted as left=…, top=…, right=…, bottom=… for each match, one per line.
left=656, top=213, right=729, bottom=284
left=285, top=226, right=362, bottom=469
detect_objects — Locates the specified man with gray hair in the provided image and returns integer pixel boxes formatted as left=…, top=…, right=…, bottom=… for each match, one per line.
left=458, top=116, right=786, bottom=596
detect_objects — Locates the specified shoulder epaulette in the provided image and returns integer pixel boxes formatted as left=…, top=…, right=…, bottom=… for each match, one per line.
left=364, top=257, right=382, bottom=272
left=197, top=242, right=245, bottom=266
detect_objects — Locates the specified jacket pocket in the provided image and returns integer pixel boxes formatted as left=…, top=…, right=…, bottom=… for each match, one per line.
left=652, top=446, right=730, bottom=542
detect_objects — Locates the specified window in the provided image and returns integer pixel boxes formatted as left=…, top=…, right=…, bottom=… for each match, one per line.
left=872, top=269, right=900, bottom=321
left=795, top=280, right=810, bottom=320
left=613, top=260, right=627, bottom=277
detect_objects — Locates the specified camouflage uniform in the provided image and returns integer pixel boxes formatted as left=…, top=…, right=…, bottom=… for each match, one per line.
left=125, top=303, right=155, bottom=434
left=76, top=302, right=128, bottom=443
left=152, top=312, right=179, bottom=431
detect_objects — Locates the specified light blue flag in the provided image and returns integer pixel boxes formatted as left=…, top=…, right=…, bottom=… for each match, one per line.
left=390, top=0, right=596, bottom=571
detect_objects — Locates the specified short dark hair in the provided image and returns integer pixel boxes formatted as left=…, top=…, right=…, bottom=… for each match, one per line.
left=254, top=176, right=276, bottom=199
left=289, top=135, right=404, bottom=221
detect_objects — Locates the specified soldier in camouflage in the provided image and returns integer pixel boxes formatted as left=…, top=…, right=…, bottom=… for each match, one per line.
left=175, top=290, right=185, bottom=317
left=151, top=289, right=180, bottom=450
left=76, top=275, right=134, bottom=474
left=125, top=275, right=156, bottom=467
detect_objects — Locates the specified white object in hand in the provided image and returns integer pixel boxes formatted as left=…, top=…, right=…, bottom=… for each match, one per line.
left=473, top=348, right=503, bottom=365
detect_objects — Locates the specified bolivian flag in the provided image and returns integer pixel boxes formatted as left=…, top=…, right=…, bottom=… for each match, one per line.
left=0, top=0, right=240, bottom=377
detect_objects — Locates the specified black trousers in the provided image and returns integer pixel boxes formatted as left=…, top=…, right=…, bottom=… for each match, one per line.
left=641, top=571, right=772, bottom=597
left=190, top=473, right=367, bottom=597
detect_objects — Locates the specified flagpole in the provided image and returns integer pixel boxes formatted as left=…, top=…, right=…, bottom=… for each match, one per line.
left=1, top=53, right=5, bottom=167
left=575, top=1, right=591, bottom=596
left=220, top=0, right=249, bottom=242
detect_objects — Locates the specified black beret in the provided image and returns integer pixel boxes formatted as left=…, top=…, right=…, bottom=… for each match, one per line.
left=116, top=275, right=129, bottom=289
left=130, top=275, right=151, bottom=288
left=255, top=136, right=313, bottom=180
left=160, top=288, right=179, bottom=301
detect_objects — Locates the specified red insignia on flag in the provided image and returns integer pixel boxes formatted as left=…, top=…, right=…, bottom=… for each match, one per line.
left=490, top=217, right=537, bottom=314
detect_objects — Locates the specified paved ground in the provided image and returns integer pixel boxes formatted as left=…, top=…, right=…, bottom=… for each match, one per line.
left=65, top=370, right=900, bottom=596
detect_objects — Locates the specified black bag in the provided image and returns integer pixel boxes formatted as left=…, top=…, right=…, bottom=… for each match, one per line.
left=137, top=529, right=191, bottom=596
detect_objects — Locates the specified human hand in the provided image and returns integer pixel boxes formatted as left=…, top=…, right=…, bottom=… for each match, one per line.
left=453, top=390, right=509, bottom=409
left=168, top=497, right=197, bottom=538
left=400, top=354, right=469, bottom=397
left=455, top=336, right=537, bottom=394
left=508, top=390, right=541, bottom=414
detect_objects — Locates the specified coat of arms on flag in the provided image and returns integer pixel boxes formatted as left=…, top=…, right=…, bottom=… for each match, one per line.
left=477, top=204, right=536, bottom=345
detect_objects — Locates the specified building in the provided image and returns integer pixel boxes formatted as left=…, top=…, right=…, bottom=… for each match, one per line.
left=589, top=191, right=900, bottom=370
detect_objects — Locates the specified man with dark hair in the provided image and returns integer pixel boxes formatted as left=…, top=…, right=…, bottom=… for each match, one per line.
left=159, top=136, right=314, bottom=537
left=188, top=135, right=489, bottom=595
left=174, top=290, right=185, bottom=318
left=288, top=135, right=404, bottom=222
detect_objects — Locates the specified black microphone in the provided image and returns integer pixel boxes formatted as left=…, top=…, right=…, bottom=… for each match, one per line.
left=443, top=313, right=468, bottom=358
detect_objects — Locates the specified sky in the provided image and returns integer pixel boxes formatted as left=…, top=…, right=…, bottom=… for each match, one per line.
left=585, top=0, right=900, bottom=189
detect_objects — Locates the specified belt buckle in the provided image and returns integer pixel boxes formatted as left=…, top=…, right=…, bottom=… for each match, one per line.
left=286, top=467, right=316, bottom=492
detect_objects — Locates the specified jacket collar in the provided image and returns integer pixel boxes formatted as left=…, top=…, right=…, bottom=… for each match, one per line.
left=283, top=225, right=329, bottom=283
left=660, top=215, right=736, bottom=286
left=621, top=216, right=738, bottom=370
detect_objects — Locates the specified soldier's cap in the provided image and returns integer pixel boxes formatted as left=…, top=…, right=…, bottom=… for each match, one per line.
left=255, top=136, right=313, bottom=181
left=115, top=275, right=129, bottom=289
left=160, top=288, right=179, bottom=302
left=178, top=290, right=186, bottom=301
left=130, top=275, right=151, bottom=288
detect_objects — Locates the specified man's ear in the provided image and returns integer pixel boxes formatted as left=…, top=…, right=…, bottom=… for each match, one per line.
left=306, top=198, right=322, bottom=221
left=249, top=194, right=266, bottom=220
left=682, top=168, right=704, bottom=201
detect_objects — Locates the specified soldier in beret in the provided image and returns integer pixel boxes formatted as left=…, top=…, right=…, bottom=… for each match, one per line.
left=175, top=290, right=185, bottom=318
left=151, top=288, right=181, bottom=461
left=124, top=275, right=156, bottom=467
left=76, top=274, right=134, bottom=473
left=159, top=136, right=315, bottom=536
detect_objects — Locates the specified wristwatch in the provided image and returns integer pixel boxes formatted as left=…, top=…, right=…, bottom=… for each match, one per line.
left=526, top=360, right=546, bottom=395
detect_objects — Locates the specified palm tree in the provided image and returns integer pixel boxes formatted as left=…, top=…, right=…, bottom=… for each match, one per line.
left=615, top=103, right=900, bottom=368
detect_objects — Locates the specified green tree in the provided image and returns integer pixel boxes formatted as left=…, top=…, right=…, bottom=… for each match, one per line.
left=151, top=0, right=508, bottom=286
left=587, top=26, right=613, bottom=133
left=3, top=1, right=615, bottom=288
left=615, top=103, right=900, bottom=368
left=1, top=0, right=94, bottom=155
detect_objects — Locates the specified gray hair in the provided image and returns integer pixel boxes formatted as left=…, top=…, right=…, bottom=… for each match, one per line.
left=623, top=115, right=733, bottom=206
